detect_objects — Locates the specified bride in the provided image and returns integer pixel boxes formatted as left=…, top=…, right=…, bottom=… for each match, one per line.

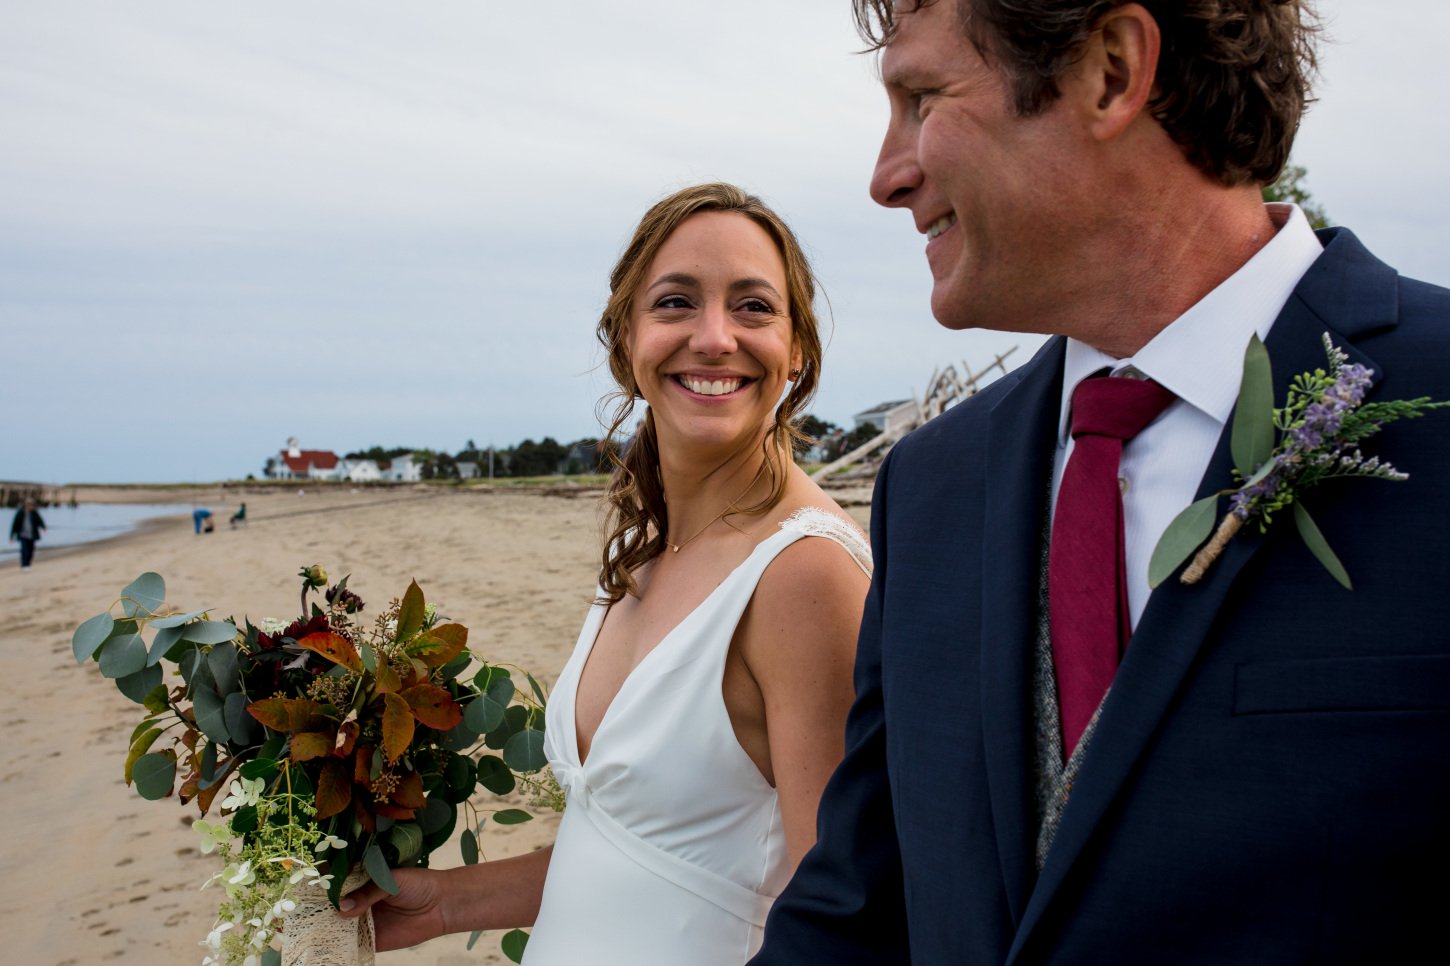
left=342, top=183, right=871, bottom=964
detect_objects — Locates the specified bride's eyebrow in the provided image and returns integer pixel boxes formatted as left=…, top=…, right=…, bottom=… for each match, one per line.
left=729, top=278, right=783, bottom=300
left=645, top=272, right=701, bottom=293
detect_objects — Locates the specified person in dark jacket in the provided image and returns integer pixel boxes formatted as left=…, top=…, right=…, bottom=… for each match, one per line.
left=9, top=498, right=46, bottom=569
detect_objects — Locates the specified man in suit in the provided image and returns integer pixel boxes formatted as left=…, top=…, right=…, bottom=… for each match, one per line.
left=752, top=1, right=1450, bottom=962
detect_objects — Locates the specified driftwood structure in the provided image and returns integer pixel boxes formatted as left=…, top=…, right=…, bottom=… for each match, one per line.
left=0, top=482, right=72, bottom=509
left=811, top=348, right=1017, bottom=481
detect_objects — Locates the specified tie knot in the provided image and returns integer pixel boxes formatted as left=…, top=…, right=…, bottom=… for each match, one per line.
left=1069, top=375, right=1176, bottom=441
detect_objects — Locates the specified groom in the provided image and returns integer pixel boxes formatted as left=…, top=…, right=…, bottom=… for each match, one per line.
left=754, top=1, right=1450, bottom=962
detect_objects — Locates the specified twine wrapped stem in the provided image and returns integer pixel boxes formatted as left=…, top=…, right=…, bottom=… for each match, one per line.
left=1180, top=514, right=1244, bottom=585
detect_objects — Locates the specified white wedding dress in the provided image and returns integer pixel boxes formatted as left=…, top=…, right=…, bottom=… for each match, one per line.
left=522, top=509, right=872, bottom=966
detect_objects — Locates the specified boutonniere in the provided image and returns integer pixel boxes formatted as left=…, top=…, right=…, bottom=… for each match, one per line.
left=1150, top=332, right=1449, bottom=589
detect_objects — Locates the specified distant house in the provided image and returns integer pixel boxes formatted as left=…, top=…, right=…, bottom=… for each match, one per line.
left=852, top=400, right=917, bottom=437
left=562, top=440, right=607, bottom=475
left=341, top=459, right=382, bottom=483
left=271, top=438, right=343, bottom=480
left=382, top=454, right=422, bottom=482
left=456, top=461, right=480, bottom=480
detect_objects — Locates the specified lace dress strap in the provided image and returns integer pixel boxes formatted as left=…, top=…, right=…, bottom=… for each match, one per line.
left=778, top=507, right=873, bottom=577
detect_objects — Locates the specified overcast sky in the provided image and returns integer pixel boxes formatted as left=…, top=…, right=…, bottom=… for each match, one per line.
left=3, top=0, right=1445, bottom=483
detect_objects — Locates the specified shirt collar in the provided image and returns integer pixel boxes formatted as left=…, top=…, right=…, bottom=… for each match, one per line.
left=1058, top=203, right=1324, bottom=446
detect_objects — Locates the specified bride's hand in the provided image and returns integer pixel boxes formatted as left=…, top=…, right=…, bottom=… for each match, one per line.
left=339, top=867, right=447, bottom=951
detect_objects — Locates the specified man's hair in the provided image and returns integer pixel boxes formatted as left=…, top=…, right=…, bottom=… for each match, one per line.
left=852, top=0, right=1319, bottom=186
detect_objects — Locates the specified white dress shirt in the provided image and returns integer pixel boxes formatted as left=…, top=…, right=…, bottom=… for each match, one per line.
left=1050, top=204, right=1324, bottom=628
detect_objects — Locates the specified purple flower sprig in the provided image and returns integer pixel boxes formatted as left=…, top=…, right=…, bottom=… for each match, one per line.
left=1152, top=333, right=1448, bottom=589
left=1224, top=335, right=1424, bottom=531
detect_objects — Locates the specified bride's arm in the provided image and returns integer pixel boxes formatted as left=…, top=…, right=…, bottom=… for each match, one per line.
left=339, top=844, right=552, bottom=951
left=738, top=537, right=870, bottom=871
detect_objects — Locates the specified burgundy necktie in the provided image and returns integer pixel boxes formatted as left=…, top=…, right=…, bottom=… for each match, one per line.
left=1050, top=374, right=1175, bottom=759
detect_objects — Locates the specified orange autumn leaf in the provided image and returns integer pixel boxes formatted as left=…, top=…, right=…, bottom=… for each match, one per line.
left=248, top=697, right=328, bottom=733
left=399, top=683, right=463, bottom=731
left=296, top=632, right=363, bottom=673
left=381, top=693, right=414, bottom=763
left=391, top=770, right=426, bottom=809
left=405, top=623, right=468, bottom=668
left=315, top=759, right=352, bottom=820
left=290, top=731, right=334, bottom=763
left=372, top=801, right=417, bottom=820
left=375, top=660, right=402, bottom=694
left=354, top=797, right=377, bottom=835
left=353, top=745, right=373, bottom=785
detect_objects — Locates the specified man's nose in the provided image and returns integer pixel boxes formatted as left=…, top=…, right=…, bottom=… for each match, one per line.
left=869, top=117, right=921, bottom=209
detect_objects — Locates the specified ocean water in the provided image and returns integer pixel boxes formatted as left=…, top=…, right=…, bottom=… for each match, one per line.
left=2, top=503, right=198, bottom=558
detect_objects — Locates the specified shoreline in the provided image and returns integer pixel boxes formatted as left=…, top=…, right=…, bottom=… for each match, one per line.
left=13, top=477, right=873, bottom=570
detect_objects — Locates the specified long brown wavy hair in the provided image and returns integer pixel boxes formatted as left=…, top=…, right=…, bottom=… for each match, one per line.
left=595, top=183, right=823, bottom=602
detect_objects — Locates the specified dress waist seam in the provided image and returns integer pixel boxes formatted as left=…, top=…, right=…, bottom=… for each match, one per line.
left=571, top=783, right=776, bottom=927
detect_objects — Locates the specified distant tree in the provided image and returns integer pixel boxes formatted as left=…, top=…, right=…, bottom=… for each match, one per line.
left=507, top=437, right=568, bottom=476
left=432, top=452, right=460, bottom=480
left=263, top=456, right=277, bottom=479
left=345, top=445, right=416, bottom=462
left=841, top=423, right=882, bottom=455
left=795, top=414, right=840, bottom=457
left=1263, top=162, right=1330, bottom=229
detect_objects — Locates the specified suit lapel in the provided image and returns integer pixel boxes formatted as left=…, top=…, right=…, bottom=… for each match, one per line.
left=1005, top=228, right=1396, bottom=960
left=978, top=337, right=1066, bottom=926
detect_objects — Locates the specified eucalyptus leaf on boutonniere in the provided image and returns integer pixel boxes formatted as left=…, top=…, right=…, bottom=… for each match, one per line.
left=1149, top=332, right=1450, bottom=590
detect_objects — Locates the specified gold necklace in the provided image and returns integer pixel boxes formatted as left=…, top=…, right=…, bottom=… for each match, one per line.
left=665, top=474, right=764, bottom=553
left=665, top=504, right=735, bottom=553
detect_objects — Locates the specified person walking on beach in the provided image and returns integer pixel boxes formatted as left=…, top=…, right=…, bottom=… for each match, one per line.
left=9, top=498, right=46, bottom=569
left=751, top=1, right=1450, bottom=963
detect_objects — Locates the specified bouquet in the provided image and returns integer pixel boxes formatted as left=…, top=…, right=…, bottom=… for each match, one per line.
left=73, top=565, right=557, bottom=966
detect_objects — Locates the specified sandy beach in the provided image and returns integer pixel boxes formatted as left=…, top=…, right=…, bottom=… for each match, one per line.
left=0, top=482, right=869, bottom=965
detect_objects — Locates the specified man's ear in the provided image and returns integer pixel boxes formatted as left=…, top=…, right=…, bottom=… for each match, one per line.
left=1071, top=3, right=1160, bottom=142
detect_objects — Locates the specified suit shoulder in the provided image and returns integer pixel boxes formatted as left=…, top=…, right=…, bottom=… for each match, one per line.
left=889, top=356, right=1042, bottom=464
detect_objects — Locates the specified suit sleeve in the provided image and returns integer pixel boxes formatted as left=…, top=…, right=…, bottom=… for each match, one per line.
left=750, top=450, right=911, bottom=964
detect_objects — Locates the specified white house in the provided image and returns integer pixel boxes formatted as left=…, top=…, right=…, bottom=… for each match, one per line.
left=456, top=461, right=480, bottom=480
left=341, top=459, right=382, bottom=483
left=852, top=399, right=918, bottom=437
left=381, top=454, right=422, bottom=482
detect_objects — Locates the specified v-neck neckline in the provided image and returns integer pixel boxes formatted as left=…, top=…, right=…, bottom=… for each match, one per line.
left=569, top=527, right=791, bottom=767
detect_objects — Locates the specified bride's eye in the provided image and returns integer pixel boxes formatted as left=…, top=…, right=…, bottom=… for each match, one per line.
left=737, top=297, right=779, bottom=318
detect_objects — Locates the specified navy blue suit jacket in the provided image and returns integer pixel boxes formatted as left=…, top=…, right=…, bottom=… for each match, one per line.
left=752, top=229, right=1450, bottom=964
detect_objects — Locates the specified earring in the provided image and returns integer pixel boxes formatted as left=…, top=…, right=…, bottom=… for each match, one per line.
left=788, top=368, right=802, bottom=380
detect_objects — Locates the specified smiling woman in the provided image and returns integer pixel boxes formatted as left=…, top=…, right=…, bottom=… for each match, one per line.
left=339, top=184, right=873, bottom=966
left=594, top=183, right=824, bottom=599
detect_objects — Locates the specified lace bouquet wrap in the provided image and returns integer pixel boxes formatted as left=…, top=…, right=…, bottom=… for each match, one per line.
left=281, top=869, right=375, bottom=966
